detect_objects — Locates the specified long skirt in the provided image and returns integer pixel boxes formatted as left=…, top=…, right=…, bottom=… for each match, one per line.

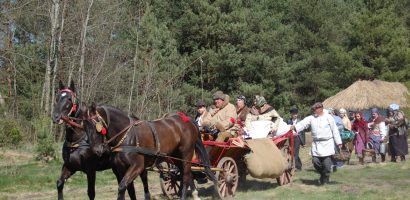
left=389, top=134, right=409, bottom=156
left=354, top=133, right=366, bottom=157
left=369, top=134, right=382, bottom=154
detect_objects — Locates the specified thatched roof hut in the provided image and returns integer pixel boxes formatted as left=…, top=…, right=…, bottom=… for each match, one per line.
left=323, top=80, right=409, bottom=111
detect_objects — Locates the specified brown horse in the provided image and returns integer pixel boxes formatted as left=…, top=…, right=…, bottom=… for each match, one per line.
left=52, top=81, right=148, bottom=200
left=87, top=103, right=216, bottom=200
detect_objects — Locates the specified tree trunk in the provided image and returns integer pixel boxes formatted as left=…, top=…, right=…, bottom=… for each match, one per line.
left=128, top=5, right=141, bottom=115
left=78, top=0, right=94, bottom=100
left=51, top=0, right=67, bottom=138
left=43, top=0, right=60, bottom=115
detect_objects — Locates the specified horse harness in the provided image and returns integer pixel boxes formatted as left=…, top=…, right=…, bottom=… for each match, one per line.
left=109, top=119, right=165, bottom=157
left=64, top=132, right=90, bottom=153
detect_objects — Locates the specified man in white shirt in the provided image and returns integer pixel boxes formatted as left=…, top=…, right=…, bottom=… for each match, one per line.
left=291, top=102, right=342, bottom=185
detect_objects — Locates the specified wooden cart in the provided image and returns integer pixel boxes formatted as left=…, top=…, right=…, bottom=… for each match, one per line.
left=159, top=130, right=296, bottom=198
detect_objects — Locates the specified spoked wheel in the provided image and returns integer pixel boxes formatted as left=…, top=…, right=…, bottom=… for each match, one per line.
left=159, top=161, right=181, bottom=199
left=276, top=145, right=295, bottom=186
left=215, top=157, right=239, bottom=198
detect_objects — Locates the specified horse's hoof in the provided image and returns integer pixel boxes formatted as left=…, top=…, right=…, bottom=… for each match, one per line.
left=144, top=193, right=151, bottom=200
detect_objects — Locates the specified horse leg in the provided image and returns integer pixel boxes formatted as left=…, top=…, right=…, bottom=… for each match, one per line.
left=57, top=165, right=75, bottom=200
left=86, top=170, right=96, bottom=200
left=180, top=158, right=193, bottom=200
left=140, top=169, right=151, bottom=200
left=118, top=164, right=144, bottom=200
left=112, top=168, right=130, bottom=200
left=126, top=181, right=137, bottom=200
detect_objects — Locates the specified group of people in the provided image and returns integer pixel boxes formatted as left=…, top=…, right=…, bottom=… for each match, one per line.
left=351, top=105, right=409, bottom=164
left=194, top=91, right=409, bottom=185
left=195, top=91, right=283, bottom=143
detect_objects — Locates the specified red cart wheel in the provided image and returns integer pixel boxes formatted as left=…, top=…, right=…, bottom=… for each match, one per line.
left=159, top=161, right=181, bottom=199
left=276, top=146, right=295, bottom=186
left=215, top=157, right=239, bottom=198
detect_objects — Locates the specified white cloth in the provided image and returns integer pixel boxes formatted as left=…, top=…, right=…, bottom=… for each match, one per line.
left=244, top=119, right=294, bottom=139
left=295, top=113, right=342, bottom=157
left=245, top=120, right=272, bottom=138
left=275, top=120, right=292, bottom=137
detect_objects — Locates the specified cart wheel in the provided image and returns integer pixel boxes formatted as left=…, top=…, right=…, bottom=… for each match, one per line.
left=276, top=146, right=295, bottom=186
left=215, top=157, right=239, bottom=198
left=159, top=161, right=181, bottom=199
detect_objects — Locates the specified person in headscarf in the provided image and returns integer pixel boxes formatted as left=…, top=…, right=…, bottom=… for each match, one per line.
left=244, top=95, right=282, bottom=135
left=368, top=108, right=387, bottom=162
left=328, top=108, right=344, bottom=131
left=336, top=108, right=354, bottom=166
left=385, top=103, right=408, bottom=162
left=352, top=112, right=369, bottom=165
left=235, top=95, right=250, bottom=126
left=339, top=108, right=352, bottom=131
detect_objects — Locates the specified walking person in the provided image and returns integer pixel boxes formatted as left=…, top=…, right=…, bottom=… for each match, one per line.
left=291, top=102, right=342, bottom=185
left=340, top=108, right=354, bottom=162
left=368, top=108, right=387, bottom=162
left=385, top=103, right=408, bottom=162
left=352, top=112, right=369, bottom=165
left=287, top=107, right=305, bottom=171
left=339, top=108, right=352, bottom=131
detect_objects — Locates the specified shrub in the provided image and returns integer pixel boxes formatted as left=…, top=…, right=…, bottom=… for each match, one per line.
left=0, top=119, right=23, bottom=147
left=32, top=117, right=56, bottom=162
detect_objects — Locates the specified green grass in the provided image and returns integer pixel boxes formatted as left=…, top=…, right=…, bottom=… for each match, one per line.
left=1, top=141, right=410, bottom=200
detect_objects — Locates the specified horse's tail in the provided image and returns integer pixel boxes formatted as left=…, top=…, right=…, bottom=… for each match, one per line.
left=194, top=126, right=217, bottom=183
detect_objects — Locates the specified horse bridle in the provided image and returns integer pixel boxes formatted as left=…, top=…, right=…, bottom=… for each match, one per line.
left=58, top=88, right=87, bottom=129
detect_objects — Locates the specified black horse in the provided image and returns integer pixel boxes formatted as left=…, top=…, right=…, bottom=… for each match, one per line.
left=52, top=81, right=149, bottom=200
left=86, top=103, right=217, bottom=200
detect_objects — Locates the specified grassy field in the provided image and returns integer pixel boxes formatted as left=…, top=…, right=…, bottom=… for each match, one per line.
left=1, top=141, right=409, bottom=200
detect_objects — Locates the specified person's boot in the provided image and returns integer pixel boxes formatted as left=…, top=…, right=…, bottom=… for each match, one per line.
left=372, top=155, right=377, bottom=163
left=391, top=156, right=397, bottom=162
left=359, top=157, right=364, bottom=165
left=322, top=175, right=330, bottom=185
left=400, top=155, right=406, bottom=162
left=381, top=154, right=386, bottom=162
left=319, top=175, right=324, bottom=185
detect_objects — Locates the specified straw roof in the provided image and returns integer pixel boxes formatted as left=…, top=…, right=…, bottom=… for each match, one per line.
left=323, top=80, right=410, bottom=110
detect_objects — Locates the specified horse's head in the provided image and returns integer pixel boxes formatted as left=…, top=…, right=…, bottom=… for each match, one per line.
left=87, top=102, right=109, bottom=157
left=52, top=81, right=78, bottom=124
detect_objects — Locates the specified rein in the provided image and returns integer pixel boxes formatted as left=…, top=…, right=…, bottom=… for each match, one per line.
left=105, top=119, right=144, bottom=146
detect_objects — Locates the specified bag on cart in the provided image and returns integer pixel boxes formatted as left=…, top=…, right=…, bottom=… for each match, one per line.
left=244, top=138, right=287, bottom=179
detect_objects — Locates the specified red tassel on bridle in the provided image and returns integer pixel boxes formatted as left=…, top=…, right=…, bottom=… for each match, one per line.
left=178, top=112, right=189, bottom=123
left=72, top=104, right=77, bottom=113
left=101, top=127, right=107, bottom=135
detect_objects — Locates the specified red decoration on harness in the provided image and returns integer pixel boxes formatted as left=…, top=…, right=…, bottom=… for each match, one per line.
left=101, top=127, right=107, bottom=135
left=230, top=117, right=236, bottom=124
left=178, top=112, right=189, bottom=123
left=72, top=104, right=77, bottom=113
left=237, top=118, right=244, bottom=127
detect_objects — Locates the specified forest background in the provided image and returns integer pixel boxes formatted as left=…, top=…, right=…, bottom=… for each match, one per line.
left=1, top=0, right=410, bottom=158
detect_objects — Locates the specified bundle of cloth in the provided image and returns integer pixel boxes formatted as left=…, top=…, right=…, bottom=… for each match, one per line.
left=243, top=119, right=294, bottom=139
